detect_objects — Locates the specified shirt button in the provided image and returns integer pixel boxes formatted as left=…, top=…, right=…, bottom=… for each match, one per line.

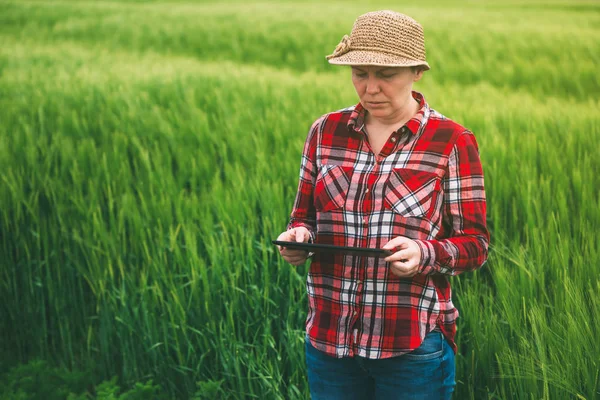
left=363, top=218, right=368, bottom=225
left=357, top=280, right=362, bottom=285
left=353, top=311, right=358, bottom=316
left=365, top=188, right=370, bottom=194
left=390, top=137, right=397, bottom=143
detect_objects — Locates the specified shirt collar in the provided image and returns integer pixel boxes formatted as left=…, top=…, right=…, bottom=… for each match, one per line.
left=347, top=91, right=429, bottom=137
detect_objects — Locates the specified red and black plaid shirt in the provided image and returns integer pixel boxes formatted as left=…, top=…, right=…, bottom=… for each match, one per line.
left=287, top=91, right=489, bottom=358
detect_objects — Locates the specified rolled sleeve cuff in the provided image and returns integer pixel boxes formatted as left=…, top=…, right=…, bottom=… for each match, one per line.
left=415, top=239, right=436, bottom=275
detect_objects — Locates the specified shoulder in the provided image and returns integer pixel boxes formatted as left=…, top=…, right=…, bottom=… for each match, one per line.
left=302, top=105, right=357, bottom=154
left=425, top=107, right=478, bottom=151
left=427, top=107, right=468, bottom=137
left=308, top=104, right=358, bottom=135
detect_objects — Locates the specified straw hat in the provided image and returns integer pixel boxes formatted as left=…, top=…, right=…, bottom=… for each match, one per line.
left=326, top=10, right=430, bottom=70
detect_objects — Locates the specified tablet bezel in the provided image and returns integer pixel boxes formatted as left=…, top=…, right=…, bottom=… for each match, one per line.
left=272, top=240, right=393, bottom=257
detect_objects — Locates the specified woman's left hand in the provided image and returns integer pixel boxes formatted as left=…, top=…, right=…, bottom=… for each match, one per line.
left=382, top=237, right=422, bottom=278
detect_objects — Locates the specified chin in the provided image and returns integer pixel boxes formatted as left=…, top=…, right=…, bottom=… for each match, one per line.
left=365, top=108, right=388, bottom=117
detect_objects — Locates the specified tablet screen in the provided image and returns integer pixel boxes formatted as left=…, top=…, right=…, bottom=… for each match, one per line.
left=272, top=240, right=392, bottom=257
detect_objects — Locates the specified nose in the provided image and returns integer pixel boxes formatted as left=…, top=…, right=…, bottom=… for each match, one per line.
left=365, top=75, right=380, bottom=95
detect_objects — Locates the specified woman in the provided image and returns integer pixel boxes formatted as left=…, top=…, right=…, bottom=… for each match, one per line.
left=276, top=10, right=489, bottom=400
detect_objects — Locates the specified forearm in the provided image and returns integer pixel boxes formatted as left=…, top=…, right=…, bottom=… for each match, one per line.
left=286, top=116, right=323, bottom=244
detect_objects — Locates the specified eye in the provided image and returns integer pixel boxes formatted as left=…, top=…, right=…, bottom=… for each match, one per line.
left=380, top=74, right=396, bottom=79
left=354, top=72, right=367, bottom=78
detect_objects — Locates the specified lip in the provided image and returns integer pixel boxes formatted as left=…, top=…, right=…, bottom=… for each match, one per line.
left=366, top=101, right=387, bottom=107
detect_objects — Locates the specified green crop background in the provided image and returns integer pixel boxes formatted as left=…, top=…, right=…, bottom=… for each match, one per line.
left=1, top=0, right=599, bottom=399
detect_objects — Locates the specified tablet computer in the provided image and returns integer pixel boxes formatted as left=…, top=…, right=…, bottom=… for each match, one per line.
left=272, top=240, right=393, bottom=257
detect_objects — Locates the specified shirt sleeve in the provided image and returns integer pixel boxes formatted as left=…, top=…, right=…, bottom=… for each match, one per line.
left=414, top=130, right=490, bottom=276
left=286, top=116, right=323, bottom=243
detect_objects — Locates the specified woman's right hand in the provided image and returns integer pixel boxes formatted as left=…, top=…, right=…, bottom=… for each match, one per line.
left=276, top=227, right=312, bottom=266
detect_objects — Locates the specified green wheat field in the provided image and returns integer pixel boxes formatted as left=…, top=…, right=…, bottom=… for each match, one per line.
left=1, top=0, right=599, bottom=399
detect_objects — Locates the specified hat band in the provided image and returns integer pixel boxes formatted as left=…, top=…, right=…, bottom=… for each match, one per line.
left=348, top=45, right=423, bottom=62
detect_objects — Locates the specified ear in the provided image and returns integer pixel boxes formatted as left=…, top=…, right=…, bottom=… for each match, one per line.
left=413, top=67, right=424, bottom=82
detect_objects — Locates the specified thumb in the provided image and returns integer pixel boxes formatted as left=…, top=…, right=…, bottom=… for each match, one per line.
left=295, top=229, right=305, bottom=242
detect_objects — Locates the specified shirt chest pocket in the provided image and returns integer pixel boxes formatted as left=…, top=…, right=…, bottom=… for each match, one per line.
left=314, top=164, right=353, bottom=212
left=384, top=168, right=441, bottom=219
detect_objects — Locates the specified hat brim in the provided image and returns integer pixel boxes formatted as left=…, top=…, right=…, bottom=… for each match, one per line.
left=327, top=50, right=430, bottom=71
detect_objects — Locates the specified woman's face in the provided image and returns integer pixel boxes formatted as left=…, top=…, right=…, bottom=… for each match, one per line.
left=351, top=66, right=423, bottom=121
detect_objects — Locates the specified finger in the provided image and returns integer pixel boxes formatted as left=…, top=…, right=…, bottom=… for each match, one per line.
left=281, top=249, right=308, bottom=258
left=384, top=249, right=412, bottom=263
left=382, top=236, right=410, bottom=251
left=277, top=230, right=294, bottom=251
left=391, top=259, right=419, bottom=272
left=390, top=261, right=410, bottom=272
left=389, top=265, right=410, bottom=277
left=285, top=229, right=299, bottom=247
left=296, top=229, right=306, bottom=243
left=398, top=260, right=419, bottom=272
left=276, top=232, right=287, bottom=251
left=381, top=237, right=401, bottom=250
left=283, top=250, right=308, bottom=257
left=288, top=256, right=307, bottom=264
left=390, top=263, right=417, bottom=277
left=286, top=255, right=308, bottom=264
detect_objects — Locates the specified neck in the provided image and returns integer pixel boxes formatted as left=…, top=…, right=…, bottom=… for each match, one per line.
left=366, top=94, right=420, bottom=128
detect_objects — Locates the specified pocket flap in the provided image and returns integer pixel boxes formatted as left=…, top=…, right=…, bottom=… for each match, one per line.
left=385, top=168, right=440, bottom=218
left=314, top=165, right=352, bottom=212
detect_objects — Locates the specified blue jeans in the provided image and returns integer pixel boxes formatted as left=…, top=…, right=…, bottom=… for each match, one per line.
left=305, top=330, right=456, bottom=400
